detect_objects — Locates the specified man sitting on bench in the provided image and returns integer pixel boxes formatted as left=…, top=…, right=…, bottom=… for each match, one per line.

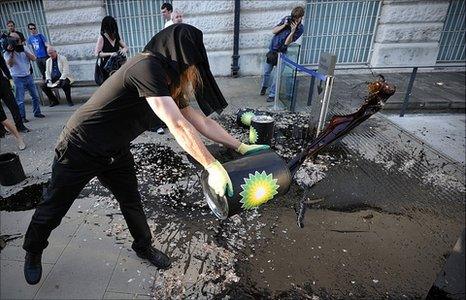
left=41, top=46, right=74, bottom=107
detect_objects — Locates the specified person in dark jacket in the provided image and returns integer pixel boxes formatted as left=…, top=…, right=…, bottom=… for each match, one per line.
left=260, top=6, right=304, bottom=102
left=22, top=24, right=269, bottom=285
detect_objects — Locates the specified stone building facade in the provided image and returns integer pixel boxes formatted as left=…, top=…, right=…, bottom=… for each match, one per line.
left=2, top=0, right=462, bottom=81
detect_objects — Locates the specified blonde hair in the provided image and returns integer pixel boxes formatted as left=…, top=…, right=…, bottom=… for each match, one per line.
left=170, top=65, right=203, bottom=106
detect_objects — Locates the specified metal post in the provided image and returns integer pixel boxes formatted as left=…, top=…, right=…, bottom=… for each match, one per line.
left=307, top=75, right=316, bottom=106
left=231, top=0, right=241, bottom=77
left=273, top=53, right=283, bottom=111
left=316, top=75, right=334, bottom=136
left=400, top=67, right=418, bottom=117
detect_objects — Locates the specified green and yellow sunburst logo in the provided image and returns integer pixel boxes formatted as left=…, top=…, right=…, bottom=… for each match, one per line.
left=239, top=171, right=279, bottom=210
left=241, top=111, right=255, bottom=126
left=249, top=126, right=258, bottom=144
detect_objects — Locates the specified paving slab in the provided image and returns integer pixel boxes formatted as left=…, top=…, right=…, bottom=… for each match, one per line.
left=103, top=291, right=152, bottom=299
left=0, top=259, right=54, bottom=299
left=34, top=221, right=121, bottom=299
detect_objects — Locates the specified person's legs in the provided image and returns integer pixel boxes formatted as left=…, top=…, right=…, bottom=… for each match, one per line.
left=23, top=159, right=94, bottom=253
left=13, top=76, right=26, bottom=119
left=0, top=77, right=27, bottom=131
left=24, top=75, right=43, bottom=117
left=268, top=62, right=284, bottom=98
left=36, top=58, right=47, bottom=80
left=40, top=83, right=59, bottom=106
left=261, top=62, right=274, bottom=91
left=97, top=152, right=152, bottom=251
left=60, top=79, right=73, bottom=106
left=1, top=118, right=26, bottom=150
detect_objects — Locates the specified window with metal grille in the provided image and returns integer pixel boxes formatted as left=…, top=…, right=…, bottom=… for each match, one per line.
left=300, top=0, right=381, bottom=65
left=104, top=0, right=170, bottom=57
left=0, top=0, right=49, bottom=79
left=437, top=0, right=465, bottom=62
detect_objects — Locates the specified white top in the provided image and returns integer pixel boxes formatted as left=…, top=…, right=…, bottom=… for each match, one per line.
left=164, top=20, right=173, bottom=28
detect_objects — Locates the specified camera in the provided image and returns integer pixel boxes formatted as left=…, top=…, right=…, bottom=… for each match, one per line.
left=1, top=34, right=18, bottom=52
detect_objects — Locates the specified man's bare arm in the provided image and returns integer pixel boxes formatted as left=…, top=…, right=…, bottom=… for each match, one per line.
left=181, top=106, right=241, bottom=150
left=146, top=96, right=216, bottom=168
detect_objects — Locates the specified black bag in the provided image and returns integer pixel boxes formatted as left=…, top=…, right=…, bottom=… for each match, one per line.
left=94, top=56, right=104, bottom=86
left=266, top=50, right=278, bottom=66
left=103, top=53, right=127, bottom=75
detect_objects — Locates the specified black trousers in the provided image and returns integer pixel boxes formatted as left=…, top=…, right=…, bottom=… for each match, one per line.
left=36, top=57, right=48, bottom=80
left=23, top=142, right=152, bottom=254
left=0, top=77, right=24, bottom=129
left=41, top=78, right=72, bottom=105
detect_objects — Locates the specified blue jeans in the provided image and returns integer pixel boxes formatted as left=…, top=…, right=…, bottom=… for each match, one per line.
left=260, top=61, right=290, bottom=98
left=13, top=75, right=42, bottom=118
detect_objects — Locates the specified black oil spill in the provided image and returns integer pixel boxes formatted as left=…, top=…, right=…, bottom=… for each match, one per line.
left=0, top=182, right=47, bottom=211
left=0, top=233, right=23, bottom=252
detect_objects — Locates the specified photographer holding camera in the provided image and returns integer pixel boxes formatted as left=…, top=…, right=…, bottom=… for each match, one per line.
left=260, top=6, right=304, bottom=102
left=3, top=32, right=44, bottom=123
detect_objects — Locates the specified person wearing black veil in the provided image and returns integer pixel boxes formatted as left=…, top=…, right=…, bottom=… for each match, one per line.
left=22, top=24, right=269, bottom=285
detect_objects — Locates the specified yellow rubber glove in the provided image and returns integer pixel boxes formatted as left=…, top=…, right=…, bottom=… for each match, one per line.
left=205, top=160, right=234, bottom=197
left=236, top=143, right=270, bottom=155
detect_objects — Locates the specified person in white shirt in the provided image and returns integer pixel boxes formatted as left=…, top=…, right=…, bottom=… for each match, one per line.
left=161, top=3, right=173, bottom=29
left=171, top=10, right=183, bottom=24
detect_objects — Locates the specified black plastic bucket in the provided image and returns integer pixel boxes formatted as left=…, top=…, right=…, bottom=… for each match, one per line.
left=201, top=150, right=292, bottom=219
left=0, top=152, right=26, bottom=186
left=249, top=115, right=275, bottom=146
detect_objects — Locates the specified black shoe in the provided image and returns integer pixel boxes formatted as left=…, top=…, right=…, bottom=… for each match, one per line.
left=49, top=101, right=59, bottom=107
left=22, top=118, right=29, bottom=123
left=24, top=252, right=42, bottom=285
left=18, top=125, right=30, bottom=133
left=34, top=113, right=45, bottom=118
left=260, top=87, right=267, bottom=95
left=133, top=246, right=171, bottom=269
left=267, top=96, right=274, bottom=102
left=67, top=101, right=74, bottom=107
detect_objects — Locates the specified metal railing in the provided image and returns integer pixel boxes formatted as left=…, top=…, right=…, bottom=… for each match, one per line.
left=300, top=0, right=381, bottom=65
left=437, top=0, right=465, bottom=63
left=0, top=0, right=49, bottom=80
left=105, top=0, right=169, bottom=57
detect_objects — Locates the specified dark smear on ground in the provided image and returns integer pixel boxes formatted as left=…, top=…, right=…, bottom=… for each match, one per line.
left=0, top=233, right=23, bottom=252
left=0, top=182, right=47, bottom=211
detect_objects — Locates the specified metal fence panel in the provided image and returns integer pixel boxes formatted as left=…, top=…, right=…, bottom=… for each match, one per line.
left=300, top=0, right=381, bottom=65
left=0, top=0, right=49, bottom=79
left=105, top=0, right=169, bottom=57
left=437, top=0, right=465, bottom=62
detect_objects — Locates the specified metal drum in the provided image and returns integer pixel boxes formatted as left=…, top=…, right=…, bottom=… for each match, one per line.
left=201, top=150, right=292, bottom=219
left=249, top=115, right=275, bottom=146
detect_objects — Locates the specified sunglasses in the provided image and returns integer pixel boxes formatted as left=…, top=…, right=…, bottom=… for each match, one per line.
left=28, top=27, right=36, bottom=30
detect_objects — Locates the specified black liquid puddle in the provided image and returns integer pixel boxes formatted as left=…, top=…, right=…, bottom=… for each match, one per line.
left=0, top=182, right=47, bottom=211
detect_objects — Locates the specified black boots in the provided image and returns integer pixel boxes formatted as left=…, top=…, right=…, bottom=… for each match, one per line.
left=133, top=245, right=171, bottom=269
left=24, top=252, right=42, bottom=285
left=260, top=86, right=267, bottom=95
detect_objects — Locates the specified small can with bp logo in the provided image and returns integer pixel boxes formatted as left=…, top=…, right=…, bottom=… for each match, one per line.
left=249, top=115, right=275, bottom=146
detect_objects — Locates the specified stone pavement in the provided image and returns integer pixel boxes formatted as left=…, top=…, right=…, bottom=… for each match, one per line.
left=0, top=73, right=465, bottom=299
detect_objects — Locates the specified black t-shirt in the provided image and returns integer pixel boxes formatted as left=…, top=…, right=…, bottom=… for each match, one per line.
left=61, top=53, right=184, bottom=156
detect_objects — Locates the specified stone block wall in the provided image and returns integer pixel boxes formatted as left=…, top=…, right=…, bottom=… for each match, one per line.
left=174, top=0, right=305, bottom=76
left=370, top=0, right=450, bottom=67
left=43, top=0, right=105, bottom=81
left=38, top=0, right=454, bottom=79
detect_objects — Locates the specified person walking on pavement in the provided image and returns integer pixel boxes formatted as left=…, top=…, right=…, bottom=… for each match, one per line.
left=27, top=23, right=50, bottom=80
left=3, top=32, right=45, bottom=123
left=41, top=46, right=74, bottom=107
left=0, top=54, right=29, bottom=132
left=22, top=24, right=269, bottom=285
left=260, top=6, right=304, bottom=102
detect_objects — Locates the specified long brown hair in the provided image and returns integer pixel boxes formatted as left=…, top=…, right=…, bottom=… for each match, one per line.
left=170, top=65, right=203, bottom=106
